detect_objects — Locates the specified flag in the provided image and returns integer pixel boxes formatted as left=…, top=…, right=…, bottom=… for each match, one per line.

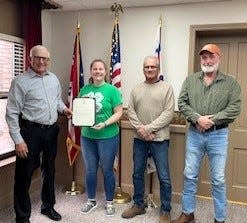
left=146, top=18, right=164, bottom=174
left=110, top=18, right=121, bottom=89
left=110, top=18, right=121, bottom=171
left=154, top=17, right=163, bottom=81
left=66, top=25, right=84, bottom=166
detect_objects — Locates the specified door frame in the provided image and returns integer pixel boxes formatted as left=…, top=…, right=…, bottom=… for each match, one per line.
left=188, top=23, right=247, bottom=74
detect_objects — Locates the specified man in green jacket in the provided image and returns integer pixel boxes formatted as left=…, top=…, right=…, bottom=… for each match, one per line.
left=172, top=44, right=241, bottom=223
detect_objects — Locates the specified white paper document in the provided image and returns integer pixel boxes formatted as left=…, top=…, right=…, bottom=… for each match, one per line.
left=0, top=99, right=15, bottom=156
left=72, top=97, right=96, bottom=126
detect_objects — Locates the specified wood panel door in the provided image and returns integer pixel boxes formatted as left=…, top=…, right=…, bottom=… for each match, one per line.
left=195, top=36, right=247, bottom=203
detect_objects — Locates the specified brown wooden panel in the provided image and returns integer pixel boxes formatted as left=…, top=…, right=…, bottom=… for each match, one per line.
left=235, top=42, right=247, bottom=129
left=233, top=148, right=247, bottom=186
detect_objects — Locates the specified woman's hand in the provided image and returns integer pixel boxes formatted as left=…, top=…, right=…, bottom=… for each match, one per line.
left=91, top=105, right=123, bottom=130
left=91, top=122, right=106, bottom=130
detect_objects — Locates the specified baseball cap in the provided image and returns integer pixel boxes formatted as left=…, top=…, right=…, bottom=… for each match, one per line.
left=199, top=44, right=221, bottom=56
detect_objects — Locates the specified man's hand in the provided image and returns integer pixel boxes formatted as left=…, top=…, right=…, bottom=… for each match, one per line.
left=15, top=142, right=28, bottom=159
left=137, top=125, right=155, bottom=141
left=196, top=115, right=215, bottom=132
left=144, top=133, right=155, bottom=141
left=63, top=108, right=73, bottom=118
left=137, top=125, right=149, bottom=138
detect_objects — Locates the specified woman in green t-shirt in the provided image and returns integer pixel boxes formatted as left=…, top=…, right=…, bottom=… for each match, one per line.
left=79, top=59, right=123, bottom=216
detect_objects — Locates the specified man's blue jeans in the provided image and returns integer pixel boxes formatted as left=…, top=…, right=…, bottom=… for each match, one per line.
left=182, top=126, right=229, bottom=222
left=81, top=135, right=119, bottom=201
left=132, top=138, right=172, bottom=213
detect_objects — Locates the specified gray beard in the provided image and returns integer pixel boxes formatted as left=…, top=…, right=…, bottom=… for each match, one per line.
left=201, top=63, right=219, bottom=73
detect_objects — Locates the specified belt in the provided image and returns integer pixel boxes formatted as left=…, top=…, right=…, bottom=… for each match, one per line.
left=190, top=123, right=228, bottom=132
left=21, top=119, right=55, bottom=129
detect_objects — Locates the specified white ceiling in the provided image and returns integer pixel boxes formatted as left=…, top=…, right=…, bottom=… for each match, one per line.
left=46, top=0, right=231, bottom=11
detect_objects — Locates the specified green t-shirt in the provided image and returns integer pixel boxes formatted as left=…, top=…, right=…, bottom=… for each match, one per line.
left=78, top=83, right=122, bottom=139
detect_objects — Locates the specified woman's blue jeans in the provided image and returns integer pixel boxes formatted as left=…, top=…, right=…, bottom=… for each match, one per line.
left=182, top=126, right=229, bottom=222
left=81, top=134, right=119, bottom=201
left=132, top=138, right=172, bottom=213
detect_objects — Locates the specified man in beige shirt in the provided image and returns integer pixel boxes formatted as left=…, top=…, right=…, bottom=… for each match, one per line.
left=121, top=56, right=175, bottom=223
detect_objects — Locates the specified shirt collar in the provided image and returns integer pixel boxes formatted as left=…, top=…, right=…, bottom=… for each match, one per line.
left=198, top=70, right=226, bottom=82
left=27, top=67, right=50, bottom=78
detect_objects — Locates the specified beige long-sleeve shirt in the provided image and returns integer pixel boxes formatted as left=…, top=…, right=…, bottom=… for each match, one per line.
left=128, top=81, right=175, bottom=141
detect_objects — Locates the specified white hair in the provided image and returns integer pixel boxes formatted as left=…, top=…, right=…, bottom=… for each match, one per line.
left=29, top=45, right=50, bottom=58
left=143, top=56, right=160, bottom=68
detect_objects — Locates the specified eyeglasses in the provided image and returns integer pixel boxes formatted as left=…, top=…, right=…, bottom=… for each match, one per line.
left=143, top=66, right=158, bottom=70
left=33, top=56, right=50, bottom=62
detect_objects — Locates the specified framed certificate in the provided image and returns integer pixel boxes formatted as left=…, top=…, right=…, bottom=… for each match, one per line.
left=72, top=97, right=96, bottom=126
left=0, top=98, right=15, bottom=160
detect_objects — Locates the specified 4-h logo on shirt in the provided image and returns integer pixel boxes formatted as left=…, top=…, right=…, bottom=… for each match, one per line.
left=86, top=92, right=104, bottom=113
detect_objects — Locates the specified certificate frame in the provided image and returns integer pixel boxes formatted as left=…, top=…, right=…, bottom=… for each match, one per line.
left=0, top=98, right=15, bottom=160
left=72, top=97, right=96, bottom=127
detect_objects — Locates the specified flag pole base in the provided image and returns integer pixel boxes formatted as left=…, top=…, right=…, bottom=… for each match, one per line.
left=63, top=180, right=85, bottom=195
left=113, top=186, right=131, bottom=204
left=145, top=193, right=158, bottom=209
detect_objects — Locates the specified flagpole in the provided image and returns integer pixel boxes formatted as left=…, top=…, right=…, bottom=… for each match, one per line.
left=157, top=15, right=163, bottom=80
left=145, top=16, right=164, bottom=208
left=64, top=18, right=84, bottom=195
left=114, top=122, right=131, bottom=204
left=146, top=172, right=158, bottom=209
left=64, top=162, right=84, bottom=195
left=109, top=3, right=131, bottom=204
left=159, top=15, right=162, bottom=73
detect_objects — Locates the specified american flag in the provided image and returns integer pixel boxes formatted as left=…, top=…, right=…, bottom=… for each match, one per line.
left=66, top=26, right=84, bottom=166
left=110, top=19, right=121, bottom=89
left=154, top=17, right=163, bottom=81
left=110, top=18, right=121, bottom=171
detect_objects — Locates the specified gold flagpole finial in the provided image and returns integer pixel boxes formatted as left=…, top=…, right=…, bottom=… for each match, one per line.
left=77, top=12, right=81, bottom=33
left=159, top=15, right=162, bottom=26
left=110, top=2, right=123, bottom=20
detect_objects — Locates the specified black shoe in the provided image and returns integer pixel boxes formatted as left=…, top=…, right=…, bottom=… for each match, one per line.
left=41, top=208, right=62, bottom=221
